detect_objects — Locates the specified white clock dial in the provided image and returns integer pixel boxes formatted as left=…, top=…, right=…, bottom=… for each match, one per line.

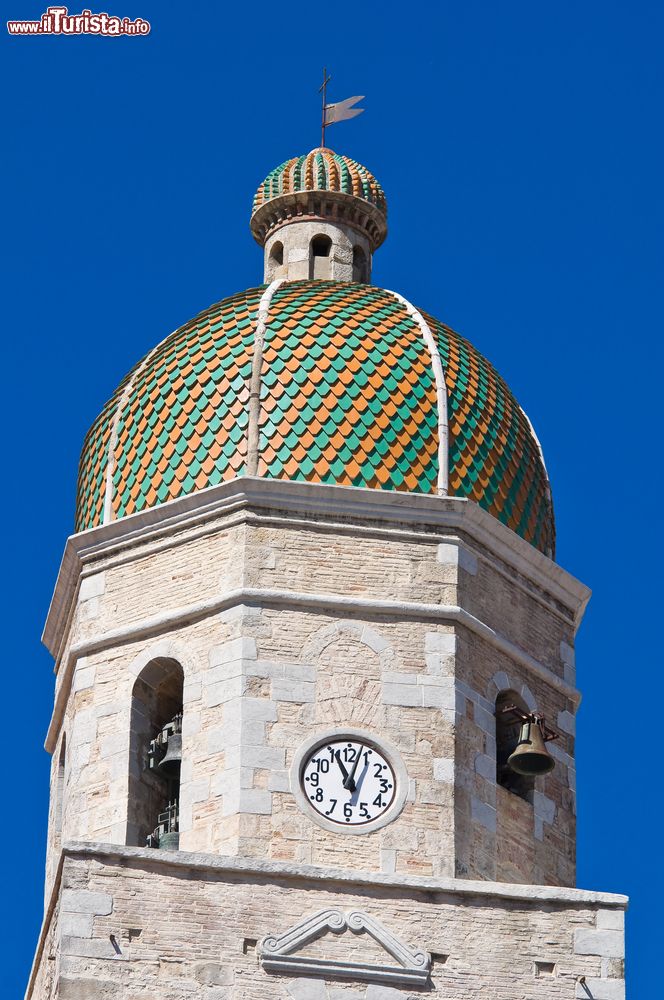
left=301, top=738, right=397, bottom=826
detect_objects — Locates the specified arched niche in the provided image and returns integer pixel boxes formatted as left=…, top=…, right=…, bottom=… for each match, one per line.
left=267, top=240, right=284, bottom=280
left=127, top=657, right=184, bottom=848
left=310, top=234, right=332, bottom=279
left=352, top=244, right=368, bottom=283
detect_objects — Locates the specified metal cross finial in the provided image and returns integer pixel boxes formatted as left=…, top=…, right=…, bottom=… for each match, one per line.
left=319, top=67, right=332, bottom=147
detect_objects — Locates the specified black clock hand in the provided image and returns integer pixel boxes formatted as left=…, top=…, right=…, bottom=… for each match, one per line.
left=335, top=750, right=350, bottom=782
left=349, top=759, right=370, bottom=804
left=344, top=746, right=362, bottom=791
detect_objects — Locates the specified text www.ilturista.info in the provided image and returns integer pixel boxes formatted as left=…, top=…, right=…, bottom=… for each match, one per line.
left=7, top=6, right=150, bottom=35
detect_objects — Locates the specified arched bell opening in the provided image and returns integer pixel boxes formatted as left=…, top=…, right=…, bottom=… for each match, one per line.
left=310, top=234, right=332, bottom=279
left=266, top=240, right=284, bottom=280
left=352, top=244, right=369, bottom=283
left=495, top=690, right=535, bottom=802
left=127, top=657, right=184, bottom=850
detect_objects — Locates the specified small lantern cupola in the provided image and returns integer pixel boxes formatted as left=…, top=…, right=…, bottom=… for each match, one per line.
left=250, top=148, right=387, bottom=283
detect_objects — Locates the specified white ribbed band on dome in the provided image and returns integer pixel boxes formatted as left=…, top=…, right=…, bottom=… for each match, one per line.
left=246, top=279, right=284, bottom=476
left=519, top=405, right=554, bottom=559
left=384, top=289, right=449, bottom=496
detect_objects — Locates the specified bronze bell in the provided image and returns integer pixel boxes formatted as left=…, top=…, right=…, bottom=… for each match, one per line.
left=158, top=732, right=182, bottom=777
left=158, top=830, right=180, bottom=851
left=507, top=718, right=555, bottom=776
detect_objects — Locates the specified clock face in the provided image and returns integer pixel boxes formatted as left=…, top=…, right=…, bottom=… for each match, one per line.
left=301, top=738, right=397, bottom=826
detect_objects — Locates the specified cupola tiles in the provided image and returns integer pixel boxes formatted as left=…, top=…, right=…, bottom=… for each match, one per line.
left=76, top=147, right=555, bottom=556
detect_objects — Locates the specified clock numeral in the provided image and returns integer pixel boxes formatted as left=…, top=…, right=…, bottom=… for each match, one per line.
left=304, top=742, right=396, bottom=825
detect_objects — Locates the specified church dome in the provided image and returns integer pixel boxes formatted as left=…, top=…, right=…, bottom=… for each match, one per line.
left=76, top=280, right=555, bottom=556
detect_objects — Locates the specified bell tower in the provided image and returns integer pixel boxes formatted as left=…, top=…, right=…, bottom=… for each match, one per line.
left=27, top=146, right=626, bottom=1000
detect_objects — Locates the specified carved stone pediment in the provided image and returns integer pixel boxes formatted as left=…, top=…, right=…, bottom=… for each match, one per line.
left=259, top=908, right=431, bottom=985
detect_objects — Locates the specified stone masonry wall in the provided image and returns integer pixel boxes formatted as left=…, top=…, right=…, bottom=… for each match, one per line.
left=27, top=847, right=626, bottom=1000
left=44, top=493, right=584, bottom=899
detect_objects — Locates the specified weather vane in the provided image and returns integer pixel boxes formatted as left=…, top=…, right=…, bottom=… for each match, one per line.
left=319, top=68, right=364, bottom=148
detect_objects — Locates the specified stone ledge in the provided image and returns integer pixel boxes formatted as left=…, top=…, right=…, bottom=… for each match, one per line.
left=61, top=841, right=628, bottom=908
left=44, top=477, right=590, bottom=659
left=45, top=585, right=581, bottom=751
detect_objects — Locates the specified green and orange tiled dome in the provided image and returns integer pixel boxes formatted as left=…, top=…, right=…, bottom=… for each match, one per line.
left=252, top=148, right=387, bottom=217
left=76, top=281, right=555, bottom=556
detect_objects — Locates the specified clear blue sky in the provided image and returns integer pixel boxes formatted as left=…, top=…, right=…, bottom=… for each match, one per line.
left=3, top=1, right=662, bottom=995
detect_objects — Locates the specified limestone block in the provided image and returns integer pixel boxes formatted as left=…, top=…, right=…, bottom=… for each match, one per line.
left=437, top=542, right=478, bottom=575
left=425, top=631, right=456, bottom=654
left=433, top=758, right=454, bottom=783
left=420, top=682, right=455, bottom=710
left=78, top=573, right=105, bottom=602
left=380, top=849, right=396, bottom=873
left=272, top=677, right=315, bottom=703
left=205, top=676, right=246, bottom=707
left=72, top=660, right=96, bottom=693
left=533, top=791, right=556, bottom=825
left=557, top=709, right=576, bottom=735
left=100, top=732, right=125, bottom=759
left=366, top=986, right=405, bottom=1000
left=59, top=911, right=93, bottom=938
left=61, top=937, right=121, bottom=959
left=238, top=788, right=272, bottom=814
left=473, top=705, right=496, bottom=736
left=242, top=745, right=285, bottom=769
left=61, top=889, right=113, bottom=916
left=195, top=962, right=234, bottom=985
left=575, top=978, right=625, bottom=1000
left=183, top=679, right=202, bottom=704
left=474, top=754, right=495, bottom=781
left=209, top=637, right=257, bottom=666
left=288, top=979, right=328, bottom=1000
left=382, top=683, right=422, bottom=707
left=243, top=698, right=279, bottom=722
left=58, top=978, right=117, bottom=999
left=268, top=770, right=290, bottom=792
left=574, top=929, right=624, bottom=958
left=596, top=910, right=624, bottom=931
left=471, top=797, right=497, bottom=833
left=424, top=652, right=455, bottom=676
left=360, top=626, right=392, bottom=653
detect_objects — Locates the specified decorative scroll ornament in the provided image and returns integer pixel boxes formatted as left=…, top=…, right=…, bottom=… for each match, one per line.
left=259, top=908, right=431, bottom=985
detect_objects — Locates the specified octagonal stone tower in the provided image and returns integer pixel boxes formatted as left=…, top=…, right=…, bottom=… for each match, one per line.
left=27, top=147, right=626, bottom=1000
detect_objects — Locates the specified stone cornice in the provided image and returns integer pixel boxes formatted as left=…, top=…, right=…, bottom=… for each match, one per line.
left=62, top=841, right=630, bottom=906
left=43, top=477, right=591, bottom=661
left=45, top=580, right=583, bottom=751
left=250, top=189, right=387, bottom=250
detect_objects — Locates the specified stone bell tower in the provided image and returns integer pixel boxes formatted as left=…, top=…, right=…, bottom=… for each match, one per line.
left=27, top=146, right=626, bottom=1000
